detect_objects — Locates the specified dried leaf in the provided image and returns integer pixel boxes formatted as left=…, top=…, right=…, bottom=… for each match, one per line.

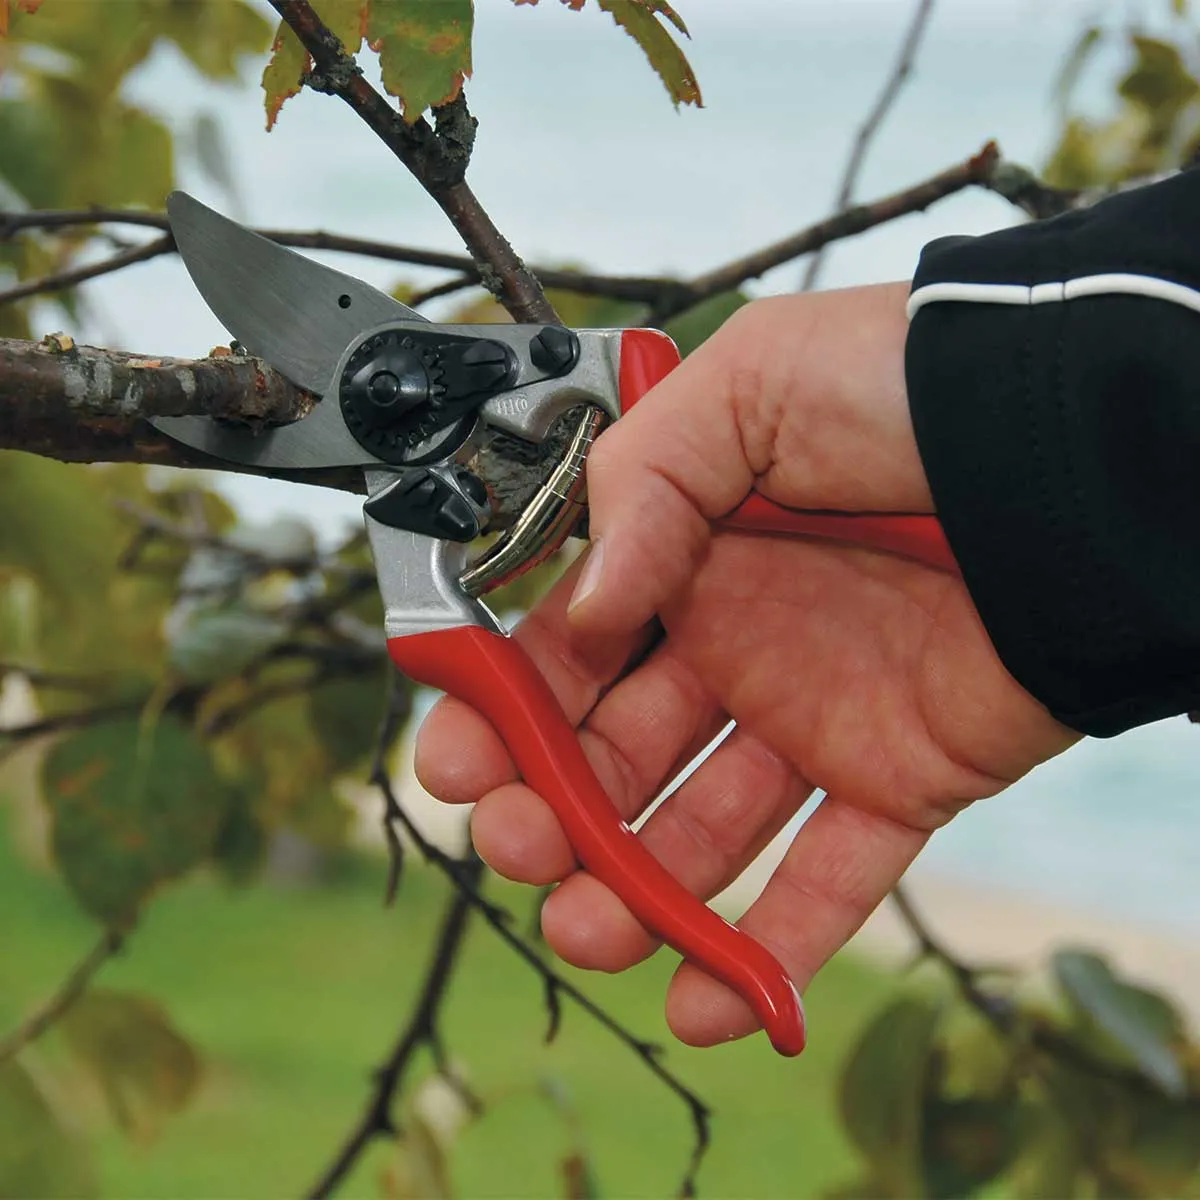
left=368, top=0, right=474, bottom=122
left=262, top=20, right=310, bottom=131
left=59, top=990, right=201, bottom=1143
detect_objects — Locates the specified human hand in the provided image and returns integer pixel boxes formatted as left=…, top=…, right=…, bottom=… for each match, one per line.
left=415, top=282, right=1076, bottom=1049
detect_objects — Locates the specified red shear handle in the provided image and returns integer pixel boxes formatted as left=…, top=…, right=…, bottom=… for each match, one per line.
left=618, top=329, right=958, bottom=575
left=726, top=495, right=959, bottom=574
left=388, top=624, right=807, bottom=1057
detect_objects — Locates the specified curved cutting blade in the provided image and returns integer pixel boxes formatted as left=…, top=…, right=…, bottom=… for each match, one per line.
left=166, top=191, right=426, bottom=393
left=154, top=192, right=428, bottom=470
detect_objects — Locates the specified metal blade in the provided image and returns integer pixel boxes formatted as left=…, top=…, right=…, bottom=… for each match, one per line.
left=152, top=193, right=431, bottom=470
left=166, top=192, right=426, bottom=395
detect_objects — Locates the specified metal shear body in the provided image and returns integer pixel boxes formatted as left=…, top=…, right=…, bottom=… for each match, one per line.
left=154, top=195, right=958, bottom=1057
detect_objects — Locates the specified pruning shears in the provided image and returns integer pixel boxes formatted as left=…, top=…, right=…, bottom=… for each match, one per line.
left=153, top=194, right=957, bottom=1057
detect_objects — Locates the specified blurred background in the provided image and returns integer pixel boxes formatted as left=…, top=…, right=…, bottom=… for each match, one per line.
left=3, top=1, right=1199, bottom=1196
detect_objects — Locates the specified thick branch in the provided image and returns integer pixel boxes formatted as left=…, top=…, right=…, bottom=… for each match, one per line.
left=0, top=336, right=568, bottom=520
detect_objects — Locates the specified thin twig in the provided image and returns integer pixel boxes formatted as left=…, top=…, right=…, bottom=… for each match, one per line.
left=0, top=930, right=125, bottom=1064
left=890, top=884, right=1200, bottom=1101
left=1, top=143, right=1035, bottom=322
left=0, top=699, right=146, bottom=745
left=652, top=141, right=1003, bottom=322
left=802, top=0, right=937, bottom=290
left=374, top=772, right=711, bottom=1198
left=307, top=857, right=483, bottom=1200
left=371, top=674, right=417, bottom=908
left=0, top=235, right=173, bottom=306
left=410, top=273, right=479, bottom=307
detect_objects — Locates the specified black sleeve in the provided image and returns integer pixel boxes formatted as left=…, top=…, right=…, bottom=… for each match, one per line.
left=905, top=169, right=1200, bottom=737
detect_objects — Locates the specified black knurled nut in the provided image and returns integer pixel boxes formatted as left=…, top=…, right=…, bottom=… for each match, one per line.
left=530, top=325, right=580, bottom=376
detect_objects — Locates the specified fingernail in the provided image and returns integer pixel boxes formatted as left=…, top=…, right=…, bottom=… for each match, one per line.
left=569, top=540, right=604, bottom=612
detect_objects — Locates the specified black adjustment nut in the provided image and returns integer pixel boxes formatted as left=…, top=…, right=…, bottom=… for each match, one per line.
left=529, top=325, right=579, bottom=376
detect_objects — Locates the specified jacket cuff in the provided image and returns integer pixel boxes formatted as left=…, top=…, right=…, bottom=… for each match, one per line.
left=905, top=171, right=1200, bottom=736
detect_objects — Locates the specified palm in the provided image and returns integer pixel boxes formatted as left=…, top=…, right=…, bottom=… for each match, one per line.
left=416, top=535, right=1074, bottom=1049
left=665, top=532, right=1071, bottom=831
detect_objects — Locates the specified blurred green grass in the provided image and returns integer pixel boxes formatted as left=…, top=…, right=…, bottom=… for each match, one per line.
left=0, top=807, right=893, bottom=1199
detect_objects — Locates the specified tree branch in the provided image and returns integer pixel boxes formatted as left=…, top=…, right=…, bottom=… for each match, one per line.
left=0, top=930, right=125, bottom=1065
left=802, top=0, right=937, bottom=290
left=1, top=208, right=677, bottom=304
left=890, top=884, right=1200, bottom=1102
left=651, top=140, right=1003, bottom=321
left=362, top=772, right=712, bottom=1199
left=0, top=235, right=174, bottom=306
left=306, top=857, right=483, bottom=1200
left=267, top=0, right=554, bottom=324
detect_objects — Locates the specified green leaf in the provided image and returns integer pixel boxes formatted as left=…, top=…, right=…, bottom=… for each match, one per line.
left=0, top=454, right=120, bottom=619
left=1052, top=949, right=1187, bottom=1096
left=262, top=20, right=310, bottom=131
left=308, top=670, right=397, bottom=772
left=1102, top=1090, right=1200, bottom=1195
left=59, top=989, right=201, bottom=1143
left=106, top=102, right=174, bottom=209
left=838, top=992, right=943, bottom=1195
left=320, top=0, right=369, bottom=53
left=922, top=1098, right=1018, bottom=1199
left=161, top=0, right=273, bottom=80
left=595, top=1, right=700, bottom=108
left=1008, top=1093, right=1087, bottom=1200
left=0, top=97, right=67, bottom=207
left=1118, top=35, right=1199, bottom=119
left=43, top=716, right=234, bottom=925
left=210, top=787, right=268, bottom=885
left=0, top=1059, right=95, bottom=1199
left=664, top=290, right=747, bottom=357
left=368, top=0, right=474, bottom=121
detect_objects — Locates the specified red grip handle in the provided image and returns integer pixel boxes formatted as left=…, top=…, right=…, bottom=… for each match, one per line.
left=389, top=624, right=807, bottom=1056
left=619, top=329, right=958, bottom=575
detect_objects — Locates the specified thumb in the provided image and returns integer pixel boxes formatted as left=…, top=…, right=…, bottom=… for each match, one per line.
left=567, top=313, right=763, bottom=635
left=567, top=284, right=919, bottom=635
